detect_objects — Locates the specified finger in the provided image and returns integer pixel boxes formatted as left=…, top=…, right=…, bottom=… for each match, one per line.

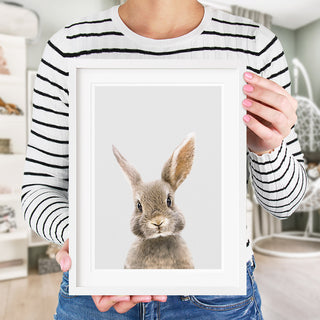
left=55, top=239, right=71, bottom=272
left=244, top=72, right=297, bottom=107
left=114, top=295, right=156, bottom=313
left=249, top=96, right=297, bottom=127
left=59, top=238, right=69, bottom=254
left=152, top=295, right=167, bottom=302
left=242, top=99, right=290, bottom=137
left=243, top=84, right=294, bottom=123
left=55, top=238, right=69, bottom=263
left=243, top=114, right=283, bottom=147
left=130, top=295, right=152, bottom=303
left=91, top=295, right=130, bottom=313
left=92, top=295, right=115, bottom=312
left=113, top=301, right=138, bottom=314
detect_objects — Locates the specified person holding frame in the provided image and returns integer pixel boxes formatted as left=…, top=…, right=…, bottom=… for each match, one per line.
left=21, top=0, right=307, bottom=319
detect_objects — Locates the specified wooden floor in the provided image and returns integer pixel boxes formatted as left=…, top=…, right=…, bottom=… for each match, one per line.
left=254, top=253, right=320, bottom=320
left=0, top=253, right=319, bottom=320
left=0, top=269, right=62, bottom=320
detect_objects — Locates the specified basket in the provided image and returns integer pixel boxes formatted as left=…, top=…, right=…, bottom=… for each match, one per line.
left=0, top=138, right=11, bottom=154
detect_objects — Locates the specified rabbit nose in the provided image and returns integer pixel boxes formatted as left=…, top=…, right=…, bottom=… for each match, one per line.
left=152, top=221, right=164, bottom=227
left=151, top=218, right=164, bottom=227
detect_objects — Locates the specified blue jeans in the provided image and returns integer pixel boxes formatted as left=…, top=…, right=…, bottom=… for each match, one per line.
left=54, top=256, right=263, bottom=320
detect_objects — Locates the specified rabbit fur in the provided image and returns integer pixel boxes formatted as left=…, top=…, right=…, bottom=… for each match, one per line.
left=112, top=133, right=195, bottom=269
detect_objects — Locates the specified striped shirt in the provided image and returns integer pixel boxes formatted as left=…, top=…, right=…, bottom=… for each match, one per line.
left=21, top=4, right=308, bottom=262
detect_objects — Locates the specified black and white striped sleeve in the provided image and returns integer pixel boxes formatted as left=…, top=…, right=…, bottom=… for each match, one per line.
left=21, top=28, right=70, bottom=245
left=247, top=25, right=308, bottom=219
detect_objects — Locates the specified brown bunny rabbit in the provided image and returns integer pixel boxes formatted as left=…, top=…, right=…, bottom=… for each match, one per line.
left=112, top=133, right=195, bottom=269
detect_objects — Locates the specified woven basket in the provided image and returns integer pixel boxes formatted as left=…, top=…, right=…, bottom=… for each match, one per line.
left=0, top=138, right=11, bottom=154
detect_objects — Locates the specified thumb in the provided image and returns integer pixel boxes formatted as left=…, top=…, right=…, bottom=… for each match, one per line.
left=56, top=238, right=71, bottom=272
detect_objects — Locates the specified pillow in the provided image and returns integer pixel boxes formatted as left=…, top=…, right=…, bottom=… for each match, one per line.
left=0, top=2, right=39, bottom=40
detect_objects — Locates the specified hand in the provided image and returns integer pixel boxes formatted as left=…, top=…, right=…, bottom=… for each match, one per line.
left=242, top=72, right=297, bottom=156
left=55, top=238, right=71, bottom=272
left=55, top=239, right=167, bottom=314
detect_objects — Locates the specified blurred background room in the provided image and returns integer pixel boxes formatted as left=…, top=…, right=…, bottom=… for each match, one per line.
left=0, top=0, right=319, bottom=319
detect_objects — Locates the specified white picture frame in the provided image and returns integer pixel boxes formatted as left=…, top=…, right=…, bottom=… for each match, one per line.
left=69, top=59, right=247, bottom=295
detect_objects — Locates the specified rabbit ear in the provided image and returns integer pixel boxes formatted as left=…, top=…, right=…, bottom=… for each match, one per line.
left=161, top=132, right=195, bottom=191
left=112, top=145, right=142, bottom=188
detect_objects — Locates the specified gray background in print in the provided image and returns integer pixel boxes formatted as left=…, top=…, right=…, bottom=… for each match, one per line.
left=94, top=85, right=222, bottom=269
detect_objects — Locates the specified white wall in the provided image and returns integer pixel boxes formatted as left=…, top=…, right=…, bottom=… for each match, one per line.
left=16, top=0, right=116, bottom=69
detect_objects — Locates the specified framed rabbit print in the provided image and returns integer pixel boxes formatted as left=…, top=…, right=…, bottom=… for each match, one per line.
left=69, top=59, right=247, bottom=295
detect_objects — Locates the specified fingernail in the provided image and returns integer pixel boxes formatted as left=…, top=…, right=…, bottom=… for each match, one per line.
left=113, top=296, right=130, bottom=302
left=243, top=99, right=252, bottom=107
left=64, top=257, right=71, bottom=270
left=244, top=72, right=253, bottom=80
left=243, top=115, right=250, bottom=123
left=159, top=297, right=167, bottom=302
left=243, top=85, right=254, bottom=93
left=140, top=297, right=152, bottom=302
left=60, top=257, right=66, bottom=271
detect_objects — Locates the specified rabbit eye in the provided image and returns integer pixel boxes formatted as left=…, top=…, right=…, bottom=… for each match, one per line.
left=137, top=200, right=142, bottom=212
left=167, top=195, right=172, bottom=207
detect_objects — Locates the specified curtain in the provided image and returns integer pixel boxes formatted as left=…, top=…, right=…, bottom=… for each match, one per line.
left=231, top=5, right=273, bottom=29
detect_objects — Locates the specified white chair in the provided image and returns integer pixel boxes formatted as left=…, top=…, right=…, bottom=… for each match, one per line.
left=252, top=58, right=320, bottom=258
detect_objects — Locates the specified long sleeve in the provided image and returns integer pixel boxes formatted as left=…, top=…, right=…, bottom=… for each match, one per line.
left=21, top=28, right=70, bottom=245
left=247, top=25, right=308, bottom=218
left=20, top=4, right=309, bottom=248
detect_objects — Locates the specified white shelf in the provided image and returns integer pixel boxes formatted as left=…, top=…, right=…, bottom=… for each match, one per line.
left=29, top=230, right=50, bottom=247
left=0, top=34, right=28, bottom=281
left=0, top=115, right=25, bottom=121
left=0, top=227, right=28, bottom=242
left=0, top=84, right=26, bottom=116
left=0, top=192, right=21, bottom=202
left=0, top=117, right=27, bottom=154
left=0, top=263, right=27, bottom=281
left=29, top=240, right=49, bottom=247
left=0, top=74, right=24, bottom=85
left=0, top=155, right=26, bottom=188
left=0, top=153, right=25, bottom=159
